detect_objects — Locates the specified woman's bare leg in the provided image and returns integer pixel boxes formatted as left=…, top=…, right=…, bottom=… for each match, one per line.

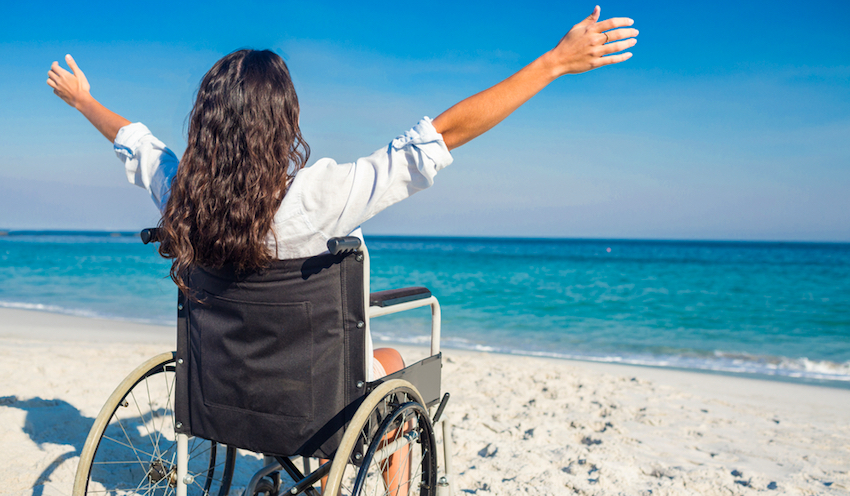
left=321, top=348, right=408, bottom=495
left=373, top=348, right=410, bottom=496
left=373, top=348, right=404, bottom=376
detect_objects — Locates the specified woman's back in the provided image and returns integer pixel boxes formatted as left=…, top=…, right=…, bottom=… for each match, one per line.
left=115, top=115, right=451, bottom=261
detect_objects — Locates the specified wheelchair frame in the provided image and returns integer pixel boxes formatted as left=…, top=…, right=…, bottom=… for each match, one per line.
left=71, top=230, right=454, bottom=496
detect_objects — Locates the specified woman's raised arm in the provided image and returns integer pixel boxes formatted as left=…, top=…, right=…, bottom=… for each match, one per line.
left=47, top=54, right=131, bottom=142
left=432, top=6, right=638, bottom=150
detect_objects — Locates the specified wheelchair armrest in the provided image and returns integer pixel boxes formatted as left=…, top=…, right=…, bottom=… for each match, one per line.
left=369, top=288, right=441, bottom=355
left=370, top=287, right=431, bottom=307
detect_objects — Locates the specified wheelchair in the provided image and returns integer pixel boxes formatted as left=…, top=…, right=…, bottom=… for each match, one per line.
left=71, top=229, right=454, bottom=496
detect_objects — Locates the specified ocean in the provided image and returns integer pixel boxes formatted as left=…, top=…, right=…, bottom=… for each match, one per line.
left=2, top=231, right=849, bottom=387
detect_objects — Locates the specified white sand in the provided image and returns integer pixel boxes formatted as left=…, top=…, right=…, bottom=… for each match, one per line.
left=2, top=307, right=849, bottom=495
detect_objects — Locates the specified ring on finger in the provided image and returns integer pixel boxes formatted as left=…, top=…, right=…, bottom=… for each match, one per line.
left=603, top=32, right=609, bottom=44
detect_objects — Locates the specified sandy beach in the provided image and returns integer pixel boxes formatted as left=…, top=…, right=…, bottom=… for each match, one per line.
left=2, top=307, right=849, bottom=496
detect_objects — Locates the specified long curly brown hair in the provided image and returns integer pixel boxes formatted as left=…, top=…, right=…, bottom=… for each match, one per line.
left=158, top=49, right=310, bottom=295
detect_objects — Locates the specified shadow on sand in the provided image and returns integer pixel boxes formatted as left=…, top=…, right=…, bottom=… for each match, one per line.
left=2, top=395, right=263, bottom=496
left=2, top=395, right=90, bottom=496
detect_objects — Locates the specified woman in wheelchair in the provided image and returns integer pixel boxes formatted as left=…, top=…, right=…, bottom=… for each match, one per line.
left=48, top=7, right=636, bottom=496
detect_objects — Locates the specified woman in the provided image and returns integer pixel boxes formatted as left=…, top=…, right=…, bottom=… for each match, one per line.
left=47, top=6, right=636, bottom=381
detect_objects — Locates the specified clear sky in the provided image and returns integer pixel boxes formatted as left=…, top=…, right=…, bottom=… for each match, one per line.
left=1, top=0, right=848, bottom=241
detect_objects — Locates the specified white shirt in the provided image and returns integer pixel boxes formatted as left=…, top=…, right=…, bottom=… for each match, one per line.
left=114, top=118, right=453, bottom=258
left=114, top=118, right=453, bottom=380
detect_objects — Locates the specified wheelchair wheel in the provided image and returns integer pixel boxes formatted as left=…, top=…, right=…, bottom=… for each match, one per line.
left=326, top=380, right=438, bottom=496
left=73, top=352, right=236, bottom=496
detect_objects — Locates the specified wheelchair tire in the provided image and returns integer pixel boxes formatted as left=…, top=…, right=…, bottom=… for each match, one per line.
left=325, top=379, right=438, bottom=496
left=72, top=352, right=236, bottom=496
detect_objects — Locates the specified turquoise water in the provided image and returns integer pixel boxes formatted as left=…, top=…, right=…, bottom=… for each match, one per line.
left=2, top=231, right=849, bottom=385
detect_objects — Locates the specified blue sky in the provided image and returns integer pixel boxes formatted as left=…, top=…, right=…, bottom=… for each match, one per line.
left=1, top=0, right=848, bottom=241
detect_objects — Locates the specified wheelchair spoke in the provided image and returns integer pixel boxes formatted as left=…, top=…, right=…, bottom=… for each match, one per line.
left=108, top=416, right=151, bottom=474
left=145, top=371, right=169, bottom=457
left=79, top=355, right=235, bottom=496
left=130, top=388, right=161, bottom=460
left=337, top=389, right=436, bottom=496
left=135, top=472, right=158, bottom=496
left=145, top=476, right=173, bottom=496
left=99, top=434, right=159, bottom=460
left=188, top=438, right=211, bottom=457
left=91, top=460, right=155, bottom=465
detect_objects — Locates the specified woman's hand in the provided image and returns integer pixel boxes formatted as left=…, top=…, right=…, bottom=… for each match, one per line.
left=544, top=5, right=638, bottom=76
left=433, top=5, right=638, bottom=150
left=46, top=54, right=130, bottom=142
left=47, top=54, right=93, bottom=109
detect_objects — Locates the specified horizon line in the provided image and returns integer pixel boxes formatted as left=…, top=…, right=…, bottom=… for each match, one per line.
left=2, top=229, right=849, bottom=246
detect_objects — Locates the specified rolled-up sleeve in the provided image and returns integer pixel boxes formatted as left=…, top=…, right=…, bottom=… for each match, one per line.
left=113, top=123, right=179, bottom=212
left=291, top=117, right=453, bottom=241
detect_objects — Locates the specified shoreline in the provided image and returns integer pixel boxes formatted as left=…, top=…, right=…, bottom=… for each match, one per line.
left=495, top=350, right=850, bottom=391
left=5, top=305, right=849, bottom=390
left=0, top=306, right=175, bottom=344
left=2, top=307, right=849, bottom=494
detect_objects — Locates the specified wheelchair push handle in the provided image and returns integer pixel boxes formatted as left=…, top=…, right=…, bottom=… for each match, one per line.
left=140, top=227, right=163, bottom=245
left=327, top=236, right=362, bottom=255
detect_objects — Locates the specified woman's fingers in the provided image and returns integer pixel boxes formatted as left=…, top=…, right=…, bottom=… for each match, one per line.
left=50, top=60, right=72, bottom=78
left=597, top=52, right=633, bottom=67
left=47, top=55, right=91, bottom=107
left=47, top=70, right=63, bottom=89
left=65, top=54, right=79, bottom=70
left=583, top=5, right=601, bottom=24
left=576, top=5, right=601, bottom=27
left=65, top=54, right=90, bottom=91
left=592, top=16, right=635, bottom=33
left=65, top=54, right=86, bottom=79
left=47, top=67, right=65, bottom=88
left=601, top=27, right=639, bottom=44
left=602, top=38, right=637, bottom=55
